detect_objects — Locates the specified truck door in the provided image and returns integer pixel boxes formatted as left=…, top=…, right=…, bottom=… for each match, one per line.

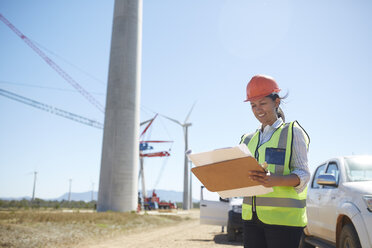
left=200, top=186, right=229, bottom=226
left=317, top=162, right=340, bottom=242
left=307, top=163, right=327, bottom=237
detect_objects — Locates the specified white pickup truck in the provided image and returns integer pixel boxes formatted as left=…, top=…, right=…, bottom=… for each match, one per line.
left=300, top=155, right=372, bottom=248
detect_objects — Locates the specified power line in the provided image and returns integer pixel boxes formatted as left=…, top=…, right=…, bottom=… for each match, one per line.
left=0, top=80, right=104, bottom=95
left=0, top=81, right=165, bottom=113
left=0, top=88, right=103, bottom=129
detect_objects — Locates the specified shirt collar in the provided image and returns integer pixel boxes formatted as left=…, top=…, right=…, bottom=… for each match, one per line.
left=259, top=118, right=283, bottom=134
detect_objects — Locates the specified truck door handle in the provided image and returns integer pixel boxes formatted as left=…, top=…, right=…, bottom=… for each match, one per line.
left=201, top=204, right=207, bottom=207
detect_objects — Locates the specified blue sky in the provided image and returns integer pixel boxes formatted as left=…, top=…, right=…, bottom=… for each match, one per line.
left=0, top=0, right=371, bottom=201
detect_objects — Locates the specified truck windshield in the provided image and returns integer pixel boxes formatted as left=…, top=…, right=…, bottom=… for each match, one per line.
left=345, top=156, right=372, bottom=182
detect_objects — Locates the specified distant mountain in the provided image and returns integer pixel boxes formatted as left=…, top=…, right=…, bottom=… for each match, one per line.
left=1, top=189, right=199, bottom=203
left=54, top=191, right=97, bottom=202
left=0, top=192, right=95, bottom=202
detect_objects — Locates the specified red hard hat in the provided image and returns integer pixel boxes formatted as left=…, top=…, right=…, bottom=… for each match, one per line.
left=244, top=75, right=281, bottom=102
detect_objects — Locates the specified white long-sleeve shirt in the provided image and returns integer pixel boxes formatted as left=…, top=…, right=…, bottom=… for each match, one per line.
left=258, top=118, right=310, bottom=193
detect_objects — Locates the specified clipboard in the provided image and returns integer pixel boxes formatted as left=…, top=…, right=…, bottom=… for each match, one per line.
left=191, top=156, right=265, bottom=192
left=188, top=145, right=273, bottom=197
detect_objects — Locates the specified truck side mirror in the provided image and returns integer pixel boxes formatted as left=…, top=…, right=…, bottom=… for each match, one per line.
left=317, top=174, right=337, bottom=186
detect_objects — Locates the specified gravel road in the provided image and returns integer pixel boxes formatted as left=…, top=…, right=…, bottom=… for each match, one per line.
left=78, top=210, right=243, bottom=248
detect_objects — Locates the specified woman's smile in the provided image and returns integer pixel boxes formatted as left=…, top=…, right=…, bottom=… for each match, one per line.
left=250, top=97, right=279, bottom=127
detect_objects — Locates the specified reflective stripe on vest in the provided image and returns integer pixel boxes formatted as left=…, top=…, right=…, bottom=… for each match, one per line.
left=243, top=196, right=306, bottom=208
left=242, top=133, right=254, bottom=146
left=275, top=123, right=289, bottom=175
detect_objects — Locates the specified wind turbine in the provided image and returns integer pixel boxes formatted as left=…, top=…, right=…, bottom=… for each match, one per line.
left=160, top=103, right=195, bottom=210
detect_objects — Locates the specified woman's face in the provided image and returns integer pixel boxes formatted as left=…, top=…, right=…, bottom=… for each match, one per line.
left=250, top=96, right=280, bottom=127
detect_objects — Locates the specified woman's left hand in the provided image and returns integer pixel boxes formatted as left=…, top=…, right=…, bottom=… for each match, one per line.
left=247, top=171, right=300, bottom=188
left=247, top=171, right=283, bottom=188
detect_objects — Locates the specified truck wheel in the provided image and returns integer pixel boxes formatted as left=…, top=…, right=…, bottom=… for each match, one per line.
left=227, top=226, right=236, bottom=242
left=339, top=224, right=361, bottom=248
left=298, top=232, right=315, bottom=248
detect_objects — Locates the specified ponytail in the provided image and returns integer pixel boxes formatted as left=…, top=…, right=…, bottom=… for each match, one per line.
left=268, top=93, right=287, bottom=122
left=277, top=107, right=285, bottom=122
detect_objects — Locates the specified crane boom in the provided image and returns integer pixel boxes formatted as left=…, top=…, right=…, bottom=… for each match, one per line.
left=0, top=88, right=103, bottom=129
left=0, top=13, right=105, bottom=113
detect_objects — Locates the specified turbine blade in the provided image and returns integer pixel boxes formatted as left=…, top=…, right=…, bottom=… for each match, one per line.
left=184, top=101, right=196, bottom=123
left=159, top=114, right=183, bottom=126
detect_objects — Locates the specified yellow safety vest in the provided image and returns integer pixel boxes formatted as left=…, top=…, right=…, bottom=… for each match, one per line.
left=240, top=121, right=310, bottom=227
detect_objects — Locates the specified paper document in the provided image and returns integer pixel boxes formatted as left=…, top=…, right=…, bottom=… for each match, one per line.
left=188, top=144, right=252, bottom=167
left=189, top=144, right=273, bottom=198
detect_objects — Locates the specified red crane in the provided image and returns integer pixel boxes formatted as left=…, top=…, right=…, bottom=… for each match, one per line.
left=0, top=13, right=105, bottom=113
left=138, top=114, right=173, bottom=210
left=139, top=114, right=172, bottom=158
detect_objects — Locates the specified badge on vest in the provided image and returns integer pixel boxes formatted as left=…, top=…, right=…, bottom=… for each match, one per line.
left=265, top=148, right=286, bottom=165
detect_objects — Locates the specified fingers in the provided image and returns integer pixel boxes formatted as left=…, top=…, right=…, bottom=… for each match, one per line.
left=250, top=175, right=266, bottom=183
left=248, top=171, right=267, bottom=182
left=250, top=176, right=272, bottom=188
left=247, top=171, right=266, bottom=177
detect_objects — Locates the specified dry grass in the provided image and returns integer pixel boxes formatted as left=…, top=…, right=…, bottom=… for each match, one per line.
left=0, top=209, right=186, bottom=248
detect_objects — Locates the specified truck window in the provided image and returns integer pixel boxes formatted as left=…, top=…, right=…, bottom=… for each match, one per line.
left=345, top=156, right=372, bottom=182
left=312, top=164, right=326, bottom=189
left=324, top=162, right=339, bottom=188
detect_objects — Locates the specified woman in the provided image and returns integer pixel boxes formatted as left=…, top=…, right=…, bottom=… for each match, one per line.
left=240, top=75, right=310, bottom=248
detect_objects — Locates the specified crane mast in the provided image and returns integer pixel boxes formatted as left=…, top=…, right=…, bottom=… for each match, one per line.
left=0, top=88, right=103, bottom=129
left=0, top=13, right=105, bottom=113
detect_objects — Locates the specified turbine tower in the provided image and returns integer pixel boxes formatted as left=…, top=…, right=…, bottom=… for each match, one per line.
left=31, top=171, right=37, bottom=201
left=97, top=0, right=143, bottom=212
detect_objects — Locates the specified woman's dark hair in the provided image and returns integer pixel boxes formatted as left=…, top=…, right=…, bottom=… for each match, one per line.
left=267, top=93, right=287, bottom=122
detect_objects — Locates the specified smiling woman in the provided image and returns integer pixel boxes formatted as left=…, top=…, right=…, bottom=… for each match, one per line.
left=245, top=75, right=285, bottom=127
left=239, top=74, right=310, bottom=248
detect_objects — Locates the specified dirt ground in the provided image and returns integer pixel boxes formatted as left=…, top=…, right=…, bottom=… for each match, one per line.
left=77, top=210, right=243, bottom=248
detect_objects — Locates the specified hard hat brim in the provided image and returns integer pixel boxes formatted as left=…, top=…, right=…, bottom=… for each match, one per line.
left=244, top=89, right=281, bottom=102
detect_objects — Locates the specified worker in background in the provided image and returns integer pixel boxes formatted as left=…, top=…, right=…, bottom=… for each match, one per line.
left=240, top=75, right=310, bottom=248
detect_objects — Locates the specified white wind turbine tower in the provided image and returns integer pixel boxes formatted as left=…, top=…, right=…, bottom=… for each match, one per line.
left=161, top=103, right=195, bottom=210
left=32, top=171, right=37, bottom=201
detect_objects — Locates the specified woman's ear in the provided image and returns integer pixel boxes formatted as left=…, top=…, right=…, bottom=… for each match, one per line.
left=275, top=98, right=280, bottom=108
